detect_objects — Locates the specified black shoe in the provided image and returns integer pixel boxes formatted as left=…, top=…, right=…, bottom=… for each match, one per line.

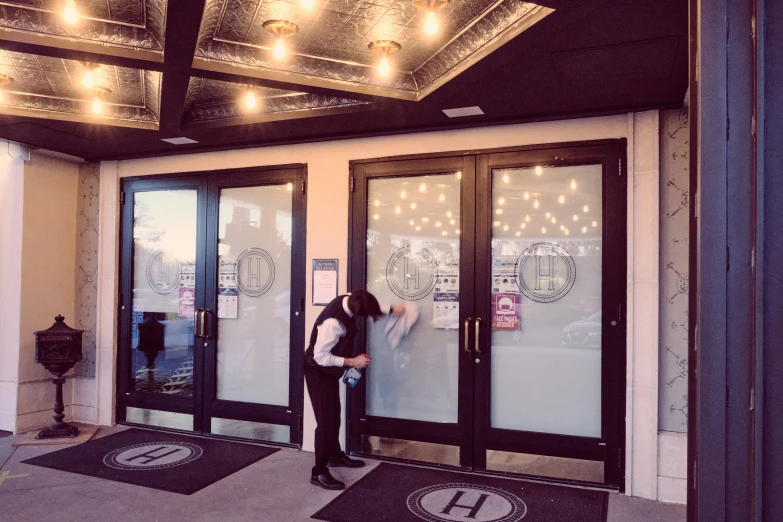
left=328, top=454, right=366, bottom=468
left=311, top=471, right=345, bottom=490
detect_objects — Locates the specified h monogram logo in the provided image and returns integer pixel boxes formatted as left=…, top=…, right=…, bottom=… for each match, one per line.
left=534, top=255, right=556, bottom=291
left=104, top=442, right=203, bottom=471
left=515, top=242, right=577, bottom=304
left=145, top=251, right=181, bottom=295
left=440, top=490, right=489, bottom=519
left=403, top=256, right=422, bottom=290
left=386, top=246, right=438, bottom=301
left=407, top=483, right=527, bottom=522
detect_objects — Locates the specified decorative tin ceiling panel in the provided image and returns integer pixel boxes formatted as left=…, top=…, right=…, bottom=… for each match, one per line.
left=0, top=0, right=167, bottom=53
left=182, top=76, right=369, bottom=127
left=195, top=0, right=553, bottom=100
left=0, top=50, right=161, bottom=128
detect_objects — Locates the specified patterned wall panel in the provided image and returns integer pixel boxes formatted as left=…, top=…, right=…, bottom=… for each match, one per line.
left=658, top=108, right=689, bottom=433
left=74, top=162, right=100, bottom=377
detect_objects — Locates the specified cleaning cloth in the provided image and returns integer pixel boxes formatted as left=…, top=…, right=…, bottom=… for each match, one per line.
left=384, top=302, right=419, bottom=349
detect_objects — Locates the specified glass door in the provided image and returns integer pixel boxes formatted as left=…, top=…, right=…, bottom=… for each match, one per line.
left=347, top=142, right=626, bottom=488
left=202, top=168, right=306, bottom=445
left=118, top=166, right=306, bottom=446
left=474, top=144, right=626, bottom=487
left=347, top=156, right=477, bottom=467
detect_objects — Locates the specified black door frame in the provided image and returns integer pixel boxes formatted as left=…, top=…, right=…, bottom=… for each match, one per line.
left=347, top=140, right=627, bottom=489
left=116, top=164, right=307, bottom=447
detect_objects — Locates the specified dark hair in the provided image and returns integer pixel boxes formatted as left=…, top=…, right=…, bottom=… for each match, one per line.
left=348, top=290, right=385, bottom=322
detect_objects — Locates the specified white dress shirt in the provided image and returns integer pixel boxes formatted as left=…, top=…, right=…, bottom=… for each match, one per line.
left=312, top=295, right=391, bottom=367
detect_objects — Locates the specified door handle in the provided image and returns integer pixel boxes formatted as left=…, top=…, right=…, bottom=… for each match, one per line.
left=194, top=309, right=204, bottom=339
left=475, top=318, right=482, bottom=355
left=203, top=309, right=213, bottom=339
left=464, top=318, right=472, bottom=353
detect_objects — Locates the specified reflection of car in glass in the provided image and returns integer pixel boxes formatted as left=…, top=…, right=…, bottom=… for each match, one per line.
left=561, top=311, right=601, bottom=348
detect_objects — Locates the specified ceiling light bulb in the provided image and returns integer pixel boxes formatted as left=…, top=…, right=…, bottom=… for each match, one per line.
left=535, top=166, right=543, bottom=176
left=456, top=229, right=460, bottom=234
left=499, top=197, right=505, bottom=205
left=525, top=215, right=530, bottom=222
left=456, top=171, right=462, bottom=179
left=559, top=195, right=565, bottom=204
left=565, top=228, right=570, bottom=235
left=92, top=96, right=102, bottom=114
left=373, top=214, right=379, bottom=220
left=542, top=227, right=546, bottom=234
left=496, top=209, right=503, bottom=215
left=523, top=192, right=529, bottom=200
left=82, top=69, right=94, bottom=89
left=419, top=183, right=426, bottom=192
left=395, top=206, right=401, bottom=214
left=592, top=221, right=598, bottom=227
left=534, top=199, right=539, bottom=209
left=446, top=210, right=452, bottom=217
left=274, top=38, right=286, bottom=60
left=64, top=0, right=78, bottom=24
left=410, top=220, right=415, bottom=225
left=374, top=200, right=380, bottom=207
left=582, top=227, right=588, bottom=233
left=424, top=10, right=438, bottom=35
left=503, top=174, right=509, bottom=183
left=300, top=0, right=315, bottom=10
left=573, top=214, right=579, bottom=221
left=560, top=225, right=565, bottom=231
left=545, top=212, right=551, bottom=218
left=450, top=219, right=455, bottom=225
left=503, top=225, right=509, bottom=231
left=410, top=203, right=416, bottom=209
left=0, top=90, right=3, bottom=103
left=516, top=231, right=521, bottom=237
left=521, top=223, right=526, bottom=229
left=401, top=190, right=407, bottom=198
left=552, top=217, right=557, bottom=224
left=379, top=55, right=390, bottom=77
left=245, top=90, right=257, bottom=109
left=570, top=179, right=577, bottom=190
left=435, top=221, right=441, bottom=227
left=439, top=194, right=445, bottom=202
left=416, top=226, right=421, bottom=231
left=493, top=221, right=500, bottom=227
left=422, top=217, right=429, bottom=222
left=583, top=205, right=589, bottom=213
left=442, top=230, right=448, bottom=236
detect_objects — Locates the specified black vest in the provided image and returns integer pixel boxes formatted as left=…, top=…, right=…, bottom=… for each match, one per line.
left=304, top=295, right=358, bottom=377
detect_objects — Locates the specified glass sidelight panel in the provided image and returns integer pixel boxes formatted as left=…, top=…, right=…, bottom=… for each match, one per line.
left=489, top=165, right=603, bottom=438
left=131, top=190, right=198, bottom=395
left=214, top=184, right=293, bottom=406
left=365, top=174, right=462, bottom=423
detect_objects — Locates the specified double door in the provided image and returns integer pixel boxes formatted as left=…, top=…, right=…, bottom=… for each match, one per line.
left=347, top=141, right=626, bottom=488
left=117, top=166, right=306, bottom=446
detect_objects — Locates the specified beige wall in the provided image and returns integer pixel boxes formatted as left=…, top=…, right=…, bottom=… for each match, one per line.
left=14, top=152, right=80, bottom=432
left=0, top=149, right=25, bottom=432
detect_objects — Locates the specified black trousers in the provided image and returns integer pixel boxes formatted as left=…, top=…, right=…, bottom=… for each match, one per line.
left=304, top=363, right=344, bottom=475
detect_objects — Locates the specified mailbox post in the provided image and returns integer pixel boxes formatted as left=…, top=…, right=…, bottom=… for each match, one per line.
left=34, top=315, right=83, bottom=439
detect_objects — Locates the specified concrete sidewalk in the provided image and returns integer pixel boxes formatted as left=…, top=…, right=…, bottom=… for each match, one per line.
left=0, top=426, right=685, bottom=522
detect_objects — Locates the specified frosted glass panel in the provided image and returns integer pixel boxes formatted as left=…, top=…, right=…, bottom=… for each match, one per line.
left=131, top=190, right=197, bottom=395
left=366, top=174, right=461, bottom=423
left=215, top=184, right=292, bottom=406
left=490, top=165, right=602, bottom=437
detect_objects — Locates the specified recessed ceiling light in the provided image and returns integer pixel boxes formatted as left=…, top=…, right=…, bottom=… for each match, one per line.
left=162, top=137, right=198, bottom=145
left=442, top=106, right=484, bottom=118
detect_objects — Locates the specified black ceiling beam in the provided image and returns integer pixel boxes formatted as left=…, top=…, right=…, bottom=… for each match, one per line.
left=157, top=0, right=208, bottom=136
left=191, top=64, right=407, bottom=106
left=0, top=38, right=163, bottom=71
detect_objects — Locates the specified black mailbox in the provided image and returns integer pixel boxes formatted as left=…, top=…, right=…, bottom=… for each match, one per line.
left=33, top=315, right=83, bottom=439
left=35, top=315, right=83, bottom=366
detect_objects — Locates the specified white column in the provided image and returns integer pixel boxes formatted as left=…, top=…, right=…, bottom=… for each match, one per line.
left=0, top=142, right=26, bottom=432
left=95, top=161, right=120, bottom=426
left=626, top=111, right=661, bottom=499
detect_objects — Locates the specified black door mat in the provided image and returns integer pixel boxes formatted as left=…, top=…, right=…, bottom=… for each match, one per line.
left=22, top=428, right=278, bottom=495
left=313, top=463, right=608, bottom=522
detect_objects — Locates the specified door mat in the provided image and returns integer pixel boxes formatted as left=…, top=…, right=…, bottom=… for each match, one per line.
left=22, top=428, right=278, bottom=495
left=312, top=463, right=608, bottom=522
